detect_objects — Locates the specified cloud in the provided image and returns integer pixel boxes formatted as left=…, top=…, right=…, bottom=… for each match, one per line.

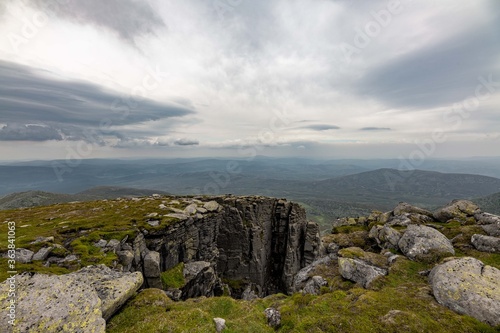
left=174, top=138, right=199, bottom=146
left=355, top=21, right=500, bottom=109
left=26, top=0, right=166, bottom=45
left=0, top=123, right=63, bottom=141
left=360, top=127, right=391, bottom=131
left=300, top=124, right=340, bottom=131
left=0, top=61, right=194, bottom=143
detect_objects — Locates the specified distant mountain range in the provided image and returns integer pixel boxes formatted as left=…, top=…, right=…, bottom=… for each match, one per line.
left=1, top=158, right=500, bottom=229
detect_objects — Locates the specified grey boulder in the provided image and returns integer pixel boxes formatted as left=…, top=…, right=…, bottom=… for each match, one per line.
left=398, top=225, right=454, bottom=261
left=429, top=257, right=500, bottom=326
left=471, top=234, right=500, bottom=253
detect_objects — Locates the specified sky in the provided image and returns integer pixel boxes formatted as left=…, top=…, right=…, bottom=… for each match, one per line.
left=0, top=0, right=499, bottom=161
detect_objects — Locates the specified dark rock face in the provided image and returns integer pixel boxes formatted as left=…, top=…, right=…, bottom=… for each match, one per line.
left=128, top=196, right=320, bottom=297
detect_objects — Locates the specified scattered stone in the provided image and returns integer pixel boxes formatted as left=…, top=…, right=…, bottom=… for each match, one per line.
left=471, top=234, right=500, bottom=253
left=302, top=276, right=327, bottom=295
left=146, top=212, right=159, bottom=218
left=203, top=201, right=220, bottom=212
left=159, top=204, right=167, bottom=209
left=213, top=317, right=226, bottom=333
left=166, top=213, right=189, bottom=220
left=264, top=307, right=281, bottom=328
left=369, top=225, right=401, bottom=250
left=196, top=207, right=208, bottom=214
left=433, top=200, right=480, bottom=223
left=95, top=239, right=108, bottom=248
left=338, top=257, right=387, bottom=288
left=429, top=257, right=500, bottom=326
left=394, top=202, right=433, bottom=217
left=117, top=250, right=134, bottom=272
left=31, top=236, right=54, bottom=244
left=16, top=248, right=34, bottom=263
left=326, top=242, right=340, bottom=254
left=292, top=254, right=336, bottom=292
left=32, top=247, right=53, bottom=261
left=398, top=225, right=454, bottom=262
left=184, top=204, right=198, bottom=215
left=106, top=239, right=121, bottom=252
left=147, top=220, right=160, bottom=227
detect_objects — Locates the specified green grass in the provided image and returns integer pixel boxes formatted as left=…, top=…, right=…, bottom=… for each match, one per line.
left=161, top=262, right=185, bottom=289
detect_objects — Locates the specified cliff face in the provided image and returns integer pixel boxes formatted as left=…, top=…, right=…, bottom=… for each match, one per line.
left=132, top=196, right=321, bottom=297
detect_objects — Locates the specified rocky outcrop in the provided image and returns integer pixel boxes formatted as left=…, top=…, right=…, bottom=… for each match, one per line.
left=471, top=234, right=500, bottom=253
left=433, top=200, right=480, bottom=223
left=475, top=212, right=500, bottom=236
left=292, top=254, right=336, bottom=293
left=124, top=196, right=320, bottom=297
left=0, top=265, right=142, bottom=332
left=337, top=247, right=388, bottom=288
left=429, top=257, right=500, bottom=326
left=181, top=261, right=219, bottom=300
left=398, top=225, right=454, bottom=262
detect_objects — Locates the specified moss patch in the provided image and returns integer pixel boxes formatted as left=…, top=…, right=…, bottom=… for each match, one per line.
left=161, top=262, right=185, bottom=289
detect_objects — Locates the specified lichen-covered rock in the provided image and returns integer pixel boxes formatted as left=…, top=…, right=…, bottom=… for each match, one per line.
left=302, top=276, right=327, bottom=295
left=213, top=317, right=226, bottom=333
left=398, top=225, right=454, bottom=262
left=0, top=273, right=106, bottom=333
left=369, top=225, right=401, bottom=250
left=471, top=234, right=500, bottom=253
left=32, top=246, right=53, bottom=261
left=264, top=307, right=281, bottom=328
left=337, top=247, right=388, bottom=288
left=15, top=248, right=34, bottom=263
left=429, top=257, right=500, bottom=326
left=68, top=265, right=144, bottom=320
left=475, top=212, right=500, bottom=236
left=433, top=200, right=480, bottom=223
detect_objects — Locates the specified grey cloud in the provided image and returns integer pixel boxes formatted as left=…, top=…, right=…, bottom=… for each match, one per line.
left=356, top=21, right=500, bottom=109
left=0, top=61, right=194, bottom=142
left=26, top=0, right=166, bottom=44
left=174, top=138, right=199, bottom=146
left=301, top=125, right=340, bottom=131
left=0, top=124, right=62, bottom=141
left=360, top=127, right=391, bottom=131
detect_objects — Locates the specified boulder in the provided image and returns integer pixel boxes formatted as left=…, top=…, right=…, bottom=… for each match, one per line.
left=184, top=203, right=198, bottom=215
left=264, top=307, right=281, bottom=328
left=471, top=234, right=500, bottom=253
left=181, top=261, right=219, bottom=300
left=292, top=254, right=336, bottom=292
left=337, top=247, right=388, bottom=288
left=386, top=214, right=412, bottom=227
left=15, top=248, right=34, bottom=264
left=68, top=265, right=144, bottom=320
left=475, top=212, right=500, bottom=236
left=143, top=251, right=162, bottom=289
left=117, top=250, right=134, bottom=272
left=302, top=276, right=328, bottom=295
left=433, top=200, right=479, bottom=223
left=32, top=246, right=53, bottom=261
left=213, top=317, right=226, bottom=333
left=393, top=202, right=433, bottom=217
left=369, top=225, right=401, bottom=250
left=106, top=239, right=121, bottom=252
left=0, top=273, right=106, bottom=333
left=398, top=225, right=454, bottom=262
left=203, top=201, right=220, bottom=212
left=429, top=257, right=500, bottom=326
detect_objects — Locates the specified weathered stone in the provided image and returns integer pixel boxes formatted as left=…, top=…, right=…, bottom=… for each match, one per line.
left=393, top=202, right=433, bottom=217
left=204, top=201, right=220, bottom=212
left=147, top=220, right=160, bottom=227
left=117, top=250, right=134, bottom=271
left=143, top=251, right=162, bottom=288
left=386, top=214, right=412, bottom=227
left=433, top=200, right=480, bottom=223
left=429, top=257, right=500, bottom=326
left=106, top=239, right=121, bottom=252
left=95, top=239, right=108, bottom=248
left=32, top=246, right=53, bottom=261
left=264, top=307, right=281, bottom=328
left=184, top=203, right=198, bottom=215
left=68, top=265, right=144, bottom=320
left=183, top=261, right=211, bottom=281
left=304, top=221, right=321, bottom=266
left=369, top=225, right=401, bottom=250
left=471, top=234, right=500, bottom=253
left=165, top=288, right=182, bottom=301
left=398, top=225, right=454, bottom=262
left=241, top=283, right=260, bottom=301
left=302, top=276, right=327, bottom=295
left=292, top=254, right=336, bottom=293
left=181, top=263, right=219, bottom=300
left=213, top=317, right=226, bottom=333
left=326, top=242, right=339, bottom=254
left=482, top=223, right=500, bottom=237
left=0, top=273, right=105, bottom=333
left=475, top=212, right=500, bottom=225
left=338, top=257, right=387, bottom=289
left=31, top=236, right=55, bottom=244
left=16, top=248, right=34, bottom=263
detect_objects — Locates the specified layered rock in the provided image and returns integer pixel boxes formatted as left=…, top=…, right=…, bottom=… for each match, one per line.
left=429, top=257, right=500, bottom=326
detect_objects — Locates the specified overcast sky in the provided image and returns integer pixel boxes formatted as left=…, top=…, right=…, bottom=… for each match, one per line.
left=0, top=0, right=499, bottom=161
